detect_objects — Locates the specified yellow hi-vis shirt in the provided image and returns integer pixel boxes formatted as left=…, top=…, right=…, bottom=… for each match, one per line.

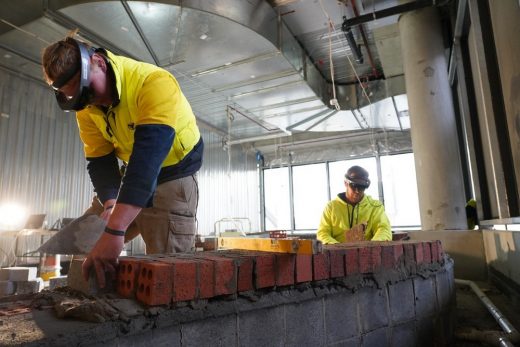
left=76, top=50, right=200, bottom=166
left=317, top=193, right=392, bottom=244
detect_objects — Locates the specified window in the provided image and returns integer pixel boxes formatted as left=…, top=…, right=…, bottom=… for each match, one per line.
left=263, top=167, right=291, bottom=230
left=263, top=153, right=421, bottom=232
left=380, top=153, right=421, bottom=228
left=292, top=163, right=328, bottom=230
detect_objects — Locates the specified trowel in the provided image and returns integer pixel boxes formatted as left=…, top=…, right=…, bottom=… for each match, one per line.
left=37, top=214, right=106, bottom=255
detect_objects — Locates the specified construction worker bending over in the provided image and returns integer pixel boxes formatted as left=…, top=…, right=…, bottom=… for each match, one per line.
left=42, top=32, right=204, bottom=287
left=317, top=165, right=391, bottom=244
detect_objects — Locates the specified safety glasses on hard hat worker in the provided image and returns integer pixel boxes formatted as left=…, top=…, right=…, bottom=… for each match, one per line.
left=50, top=39, right=96, bottom=112
left=344, top=174, right=370, bottom=191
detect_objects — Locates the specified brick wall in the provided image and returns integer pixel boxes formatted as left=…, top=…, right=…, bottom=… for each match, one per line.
left=106, top=240, right=454, bottom=346
left=26, top=240, right=456, bottom=346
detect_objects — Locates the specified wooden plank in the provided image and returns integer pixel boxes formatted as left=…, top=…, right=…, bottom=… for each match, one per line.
left=217, top=237, right=322, bottom=255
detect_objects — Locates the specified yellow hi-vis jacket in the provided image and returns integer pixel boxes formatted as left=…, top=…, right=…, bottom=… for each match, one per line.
left=317, top=193, right=392, bottom=244
left=76, top=50, right=200, bottom=165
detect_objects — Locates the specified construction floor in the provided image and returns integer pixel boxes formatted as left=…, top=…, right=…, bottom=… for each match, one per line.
left=454, top=281, right=520, bottom=346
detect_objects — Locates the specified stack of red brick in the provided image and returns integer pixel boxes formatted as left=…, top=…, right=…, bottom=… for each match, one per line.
left=117, top=240, right=443, bottom=306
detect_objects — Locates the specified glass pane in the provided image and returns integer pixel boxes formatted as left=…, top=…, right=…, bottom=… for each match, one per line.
left=328, top=158, right=379, bottom=201
left=264, top=167, right=291, bottom=230
left=380, top=153, right=421, bottom=227
left=293, top=163, right=328, bottom=230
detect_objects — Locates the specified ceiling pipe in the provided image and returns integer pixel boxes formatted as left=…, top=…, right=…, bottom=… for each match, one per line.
left=342, top=0, right=438, bottom=28
left=341, top=19, right=363, bottom=64
left=349, top=0, right=380, bottom=79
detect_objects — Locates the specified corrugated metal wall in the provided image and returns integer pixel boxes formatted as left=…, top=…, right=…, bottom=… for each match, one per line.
left=197, top=130, right=260, bottom=235
left=0, top=69, right=260, bottom=265
left=0, top=70, right=93, bottom=229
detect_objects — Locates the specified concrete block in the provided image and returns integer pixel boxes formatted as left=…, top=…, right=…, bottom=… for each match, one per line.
left=16, top=278, right=44, bottom=294
left=388, top=279, right=415, bottom=323
left=182, top=315, right=236, bottom=346
left=0, top=280, right=16, bottom=296
left=49, top=275, right=68, bottom=290
left=239, top=306, right=284, bottom=346
left=325, top=292, right=359, bottom=344
left=295, top=255, right=312, bottom=283
left=358, top=287, right=389, bottom=333
left=391, top=321, right=416, bottom=347
left=285, top=300, right=325, bottom=347
left=68, top=258, right=116, bottom=296
left=361, top=327, right=389, bottom=347
left=435, top=270, right=452, bottom=310
left=414, top=277, right=437, bottom=318
left=416, top=316, right=435, bottom=347
left=0, top=267, right=37, bottom=281
left=312, top=252, right=330, bottom=280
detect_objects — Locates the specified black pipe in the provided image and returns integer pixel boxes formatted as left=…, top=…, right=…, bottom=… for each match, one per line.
left=342, top=16, right=363, bottom=64
left=342, top=0, right=435, bottom=29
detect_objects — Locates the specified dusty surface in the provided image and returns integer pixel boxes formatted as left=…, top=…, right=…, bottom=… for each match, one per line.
left=454, top=282, right=520, bottom=346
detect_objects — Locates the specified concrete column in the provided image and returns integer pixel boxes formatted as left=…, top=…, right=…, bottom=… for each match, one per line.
left=399, top=7, right=467, bottom=230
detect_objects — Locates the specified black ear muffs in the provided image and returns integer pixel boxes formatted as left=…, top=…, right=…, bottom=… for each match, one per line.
left=52, top=39, right=96, bottom=111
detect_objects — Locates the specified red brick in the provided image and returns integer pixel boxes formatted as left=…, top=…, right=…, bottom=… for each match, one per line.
left=117, top=257, right=142, bottom=298
left=436, top=240, right=444, bottom=262
left=136, top=261, right=173, bottom=306
left=413, top=242, right=424, bottom=264
left=295, top=255, right=312, bottom=283
left=253, top=253, right=276, bottom=289
left=157, top=258, right=197, bottom=303
left=328, top=249, right=346, bottom=278
left=423, top=242, right=432, bottom=263
left=221, top=252, right=255, bottom=292
left=345, top=248, right=359, bottom=275
left=403, top=243, right=416, bottom=273
left=313, top=252, right=330, bottom=280
left=382, top=244, right=404, bottom=270
left=197, top=254, right=236, bottom=296
left=430, top=241, right=439, bottom=262
left=359, top=246, right=372, bottom=273
left=195, top=258, right=215, bottom=299
left=371, top=246, right=382, bottom=272
left=275, top=254, right=295, bottom=286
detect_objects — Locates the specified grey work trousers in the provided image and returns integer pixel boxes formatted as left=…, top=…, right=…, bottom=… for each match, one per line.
left=87, top=174, right=198, bottom=254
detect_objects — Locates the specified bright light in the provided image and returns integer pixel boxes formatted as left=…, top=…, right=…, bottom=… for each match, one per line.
left=0, top=203, right=27, bottom=231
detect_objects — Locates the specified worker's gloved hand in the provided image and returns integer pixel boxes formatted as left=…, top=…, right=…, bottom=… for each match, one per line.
left=344, top=222, right=367, bottom=243
left=82, top=232, right=124, bottom=288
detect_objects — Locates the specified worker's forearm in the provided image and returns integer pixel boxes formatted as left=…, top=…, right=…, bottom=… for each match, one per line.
left=107, top=203, right=142, bottom=231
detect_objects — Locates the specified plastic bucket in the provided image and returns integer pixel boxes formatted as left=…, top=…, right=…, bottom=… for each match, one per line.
left=40, top=254, right=61, bottom=281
